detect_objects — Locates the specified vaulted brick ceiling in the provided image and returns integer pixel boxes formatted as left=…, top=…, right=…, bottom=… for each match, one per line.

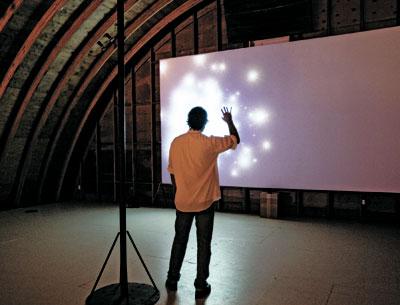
left=0, top=0, right=210, bottom=207
left=1, top=0, right=398, bottom=208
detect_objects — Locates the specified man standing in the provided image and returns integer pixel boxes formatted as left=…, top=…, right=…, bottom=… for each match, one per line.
left=166, top=106, right=240, bottom=299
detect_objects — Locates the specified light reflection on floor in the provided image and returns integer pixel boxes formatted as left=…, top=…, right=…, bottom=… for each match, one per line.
left=0, top=202, right=399, bottom=305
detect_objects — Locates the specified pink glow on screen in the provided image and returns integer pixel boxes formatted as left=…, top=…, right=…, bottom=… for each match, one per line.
left=160, top=26, right=400, bottom=193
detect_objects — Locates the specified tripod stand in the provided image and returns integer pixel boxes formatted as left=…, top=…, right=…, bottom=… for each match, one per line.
left=86, top=1, right=159, bottom=304
left=86, top=230, right=159, bottom=305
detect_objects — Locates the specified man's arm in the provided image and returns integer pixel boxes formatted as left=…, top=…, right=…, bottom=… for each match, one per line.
left=221, top=107, right=240, bottom=144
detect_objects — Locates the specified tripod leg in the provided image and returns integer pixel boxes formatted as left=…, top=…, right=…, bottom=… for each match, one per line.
left=88, top=232, right=120, bottom=297
left=127, top=231, right=159, bottom=292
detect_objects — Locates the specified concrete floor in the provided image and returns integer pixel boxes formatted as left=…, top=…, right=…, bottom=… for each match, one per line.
left=0, top=202, right=399, bottom=305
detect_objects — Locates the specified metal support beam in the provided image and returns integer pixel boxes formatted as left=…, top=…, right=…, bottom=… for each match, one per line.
left=116, top=0, right=128, bottom=297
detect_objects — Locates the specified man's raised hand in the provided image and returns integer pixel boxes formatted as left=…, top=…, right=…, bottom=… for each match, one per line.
left=221, top=106, right=233, bottom=123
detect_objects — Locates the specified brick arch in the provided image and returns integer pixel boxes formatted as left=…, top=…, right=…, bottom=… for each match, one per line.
left=0, top=0, right=103, bottom=179
left=47, top=0, right=207, bottom=201
left=0, top=0, right=23, bottom=33
left=36, top=0, right=176, bottom=202
left=6, top=0, right=140, bottom=205
left=0, top=0, right=68, bottom=100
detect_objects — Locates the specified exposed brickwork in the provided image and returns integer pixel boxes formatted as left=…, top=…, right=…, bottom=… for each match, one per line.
left=0, top=0, right=398, bottom=215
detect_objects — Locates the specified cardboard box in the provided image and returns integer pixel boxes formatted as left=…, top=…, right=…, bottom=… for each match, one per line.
left=260, top=192, right=278, bottom=218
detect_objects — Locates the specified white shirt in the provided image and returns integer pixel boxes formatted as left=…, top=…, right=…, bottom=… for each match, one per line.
left=168, top=130, right=237, bottom=212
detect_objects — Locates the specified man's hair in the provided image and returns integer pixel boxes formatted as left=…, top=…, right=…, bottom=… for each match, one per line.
left=187, top=106, right=208, bottom=130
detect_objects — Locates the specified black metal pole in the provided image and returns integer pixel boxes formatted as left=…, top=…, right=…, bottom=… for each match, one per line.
left=87, top=3, right=159, bottom=301
left=117, top=0, right=128, bottom=299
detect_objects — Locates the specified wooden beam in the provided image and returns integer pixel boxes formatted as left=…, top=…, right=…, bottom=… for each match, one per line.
left=0, top=0, right=68, bottom=100
left=360, top=0, right=365, bottom=31
left=193, top=12, right=199, bottom=54
left=95, top=121, right=102, bottom=200
left=53, top=0, right=207, bottom=201
left=326, top=0, right=332, bottom=36
left=216, top=0, right=222, bottom=50
left=150, top=47, right=157, bottom=202
left=0, top=0, right=23, bottom=33
left=131, top=68, right=138, bottom=204
left=0, top=0, right=102, bottom=164
left=327, top=191, right=335, bottom=219
left=36, top=0, right=166, bottom=202
left=3, top=2, right=105, bottom=205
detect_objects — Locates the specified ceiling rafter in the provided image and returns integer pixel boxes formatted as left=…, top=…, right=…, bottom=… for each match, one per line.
left=2, top=0, right=140, bottom=205
left=0, top=0, right=103, bottom=166
left=53, top=0, right=206, bottom=200
left=0, top=0, right=23, bottom=32
left=0, top=0, right=68, bottom=100
left=34, top=0, right=161, bottom=202
left=6, top=0, right=104, bottom=205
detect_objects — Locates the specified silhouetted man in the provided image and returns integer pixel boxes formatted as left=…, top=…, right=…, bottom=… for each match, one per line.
left=166, top=106, right=240, bottom=299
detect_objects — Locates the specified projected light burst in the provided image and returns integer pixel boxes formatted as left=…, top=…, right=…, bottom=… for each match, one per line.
left=161, top=56, right=273, bottom=183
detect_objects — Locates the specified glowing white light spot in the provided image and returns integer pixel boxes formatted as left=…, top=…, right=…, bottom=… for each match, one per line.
left=194, top=54, right=206, bottom=66
left=237, top=147, right=254, bottom=169
left=263, top=141, right=272, bottom=150
left=211, top=62, right=226, bottom=72
left=247, top=69, right=259, bottom=82
left=229, top=95, right=238, bottom=102
left=236, top=91, right=240, bottom=96
left=248, top=109, right=269, bottom=125
left=160, top=61, right=167, bottom=75
left=183, top=74, right=195, bottom=86
left=253, top=158, right=258, bottom=163
left=231, top=169, right=239, bottom=177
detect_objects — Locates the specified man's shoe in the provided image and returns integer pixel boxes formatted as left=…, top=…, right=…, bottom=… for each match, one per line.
left=195, top=283, right=211, bottom=299
left=165, top=279, right=178, bottom=292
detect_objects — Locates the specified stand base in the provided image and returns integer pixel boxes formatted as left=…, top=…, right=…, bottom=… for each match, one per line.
left=86, top=283, right=160, bottom=305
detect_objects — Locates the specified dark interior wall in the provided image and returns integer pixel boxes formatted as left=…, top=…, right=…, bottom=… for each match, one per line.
left=74, top=0, right=399, bottom=220
left=0, top=0, right=398, bottom=218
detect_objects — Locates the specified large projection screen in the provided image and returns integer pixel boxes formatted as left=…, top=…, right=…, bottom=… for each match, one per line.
left=160, top=26, right=400, bottom=193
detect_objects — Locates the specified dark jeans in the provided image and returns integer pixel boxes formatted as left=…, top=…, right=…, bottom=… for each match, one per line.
left=167, top=203, right=215, bottom=288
